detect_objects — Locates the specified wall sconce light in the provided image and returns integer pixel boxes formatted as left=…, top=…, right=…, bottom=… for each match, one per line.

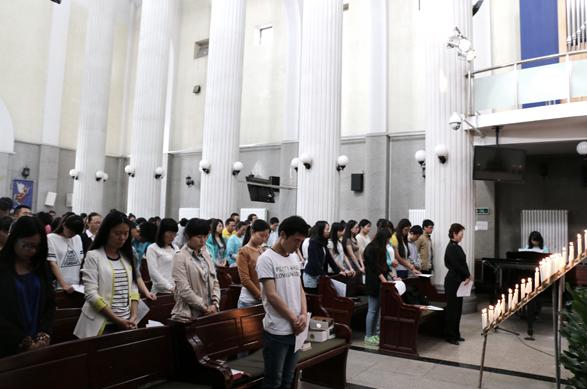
left=69, top=169, right=79, bottom=180
left=186, top=176, right=195, bottom=187
left=199, top=159, right=211, bottom=174
left=447, top=26, right=476, bottom=62
left=124, top=165, right=135, bottom=177
left=336, top=155, right=349, bottom=172
left=414, top=150, right=426, bottom=178
left=232, top=161, right=244, bottom=176
left=95, top=170, right=106, bottom=182
left=154, top=167, right=165, bottom=179
left=21, top=167, right=30, bottom=179
left=577, top=141, right=587, bottom=158
left=299, top=154, right=312, bottom=170
left=434, top=144, right=449, bottom=164
left=290, top=157, right=300, bottom=172
left=102, top=173, right=109, bottom=183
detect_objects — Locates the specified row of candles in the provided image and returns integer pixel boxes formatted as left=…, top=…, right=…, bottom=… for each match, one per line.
left=481, top=230, right=587, bottom=332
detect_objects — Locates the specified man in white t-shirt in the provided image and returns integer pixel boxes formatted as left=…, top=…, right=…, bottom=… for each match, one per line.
left=256, top=216, right=309, bottom=389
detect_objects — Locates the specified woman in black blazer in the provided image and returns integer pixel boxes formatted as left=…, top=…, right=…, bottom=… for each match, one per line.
left=444, top=223, right=470, bottom=345
left=0, top=216, right=55, bottom=358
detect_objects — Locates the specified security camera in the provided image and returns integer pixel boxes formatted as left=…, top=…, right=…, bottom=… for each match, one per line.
left=448, top=112, right=462, bottom=131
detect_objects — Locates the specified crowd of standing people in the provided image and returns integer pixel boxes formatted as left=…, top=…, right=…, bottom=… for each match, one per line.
left=0, top=194, right=472, bottom=388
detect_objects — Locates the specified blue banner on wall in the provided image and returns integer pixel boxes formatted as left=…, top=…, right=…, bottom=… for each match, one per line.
left=12, top=179, right=34, bottom=209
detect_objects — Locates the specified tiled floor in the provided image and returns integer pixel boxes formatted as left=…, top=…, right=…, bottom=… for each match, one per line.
left=300, top=301, right=570, bottom=388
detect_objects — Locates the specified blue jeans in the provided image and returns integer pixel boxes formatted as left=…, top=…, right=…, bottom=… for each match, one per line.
left=365, top=295, right=380, bottom=337
left=262, top=331, right=298, bottom=389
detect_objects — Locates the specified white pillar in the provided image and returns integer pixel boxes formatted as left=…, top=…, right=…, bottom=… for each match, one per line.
left=199, top=0, right=246, bottom=220
left=296, top=0, right=343, bottom=224
left=279, top=0, right=303, bottom=219
left=42, top=0, right=71, bottom=146
left=423, top=0, right=475, bottom=287
left=126, top=0, right=174, bottom=219
left=72, top=0, right=116, bottom=214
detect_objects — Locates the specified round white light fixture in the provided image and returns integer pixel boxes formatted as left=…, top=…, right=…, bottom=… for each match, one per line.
left=154, top=167, right=165, bottom=179
left=434, top=144, right=449, bottom=164
left=290, top=157, right=300, bottom=171
left=232, top=161, right=244, bottom=176
left=299, top=153, right=313, bottom=170
left=458, top=38, right=472, bottom=52
left=102, top=173, right=109, bottom=183
left=336, top=155, right=349, bottom=171
left=95, top=170, right=105, bottom=181
left=577, top=141, right=587, bottom=156
left=124, top=165, right=135, bottom=177
left=69, top=169, right=79, bottom=180
left=414, top=150, right=426, bottom=164
left=199, top=159, right=211, bottom=174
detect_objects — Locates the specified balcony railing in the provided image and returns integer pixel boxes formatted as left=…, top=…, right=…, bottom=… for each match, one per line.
left=467, top=49, right=587, bottom=115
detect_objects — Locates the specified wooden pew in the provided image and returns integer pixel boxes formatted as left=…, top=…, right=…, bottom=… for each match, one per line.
left=379, top=281, right=445, bottom=356
left=54, top=290, right=85, bottom=308
left=0, top=326, right=209, bottom=389
left=318, top=277, right=368, bottom=330
left=403, top=276, right=447, bottom=303
left=181, top=304, right=351, bottom=389
left=219, top=284, right=241, bottom=311
left=215, top=266, right=241, bottom=288
left=53, top=295, right=177, bottom=345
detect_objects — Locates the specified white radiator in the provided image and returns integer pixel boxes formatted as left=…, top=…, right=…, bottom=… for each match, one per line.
left=409, top=209, right=426, bottom=227
left=520, top=210, right=568, bottom=253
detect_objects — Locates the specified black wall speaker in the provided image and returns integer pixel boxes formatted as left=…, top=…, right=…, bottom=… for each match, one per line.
left=351, top=173, right=364, bottom=192
left=269, top=176, right=280, bottom=192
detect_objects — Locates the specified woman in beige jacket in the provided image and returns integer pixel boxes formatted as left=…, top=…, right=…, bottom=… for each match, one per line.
left=171, top=218, right=221, bottom=323
left=74, top=212, right=139, bottom=338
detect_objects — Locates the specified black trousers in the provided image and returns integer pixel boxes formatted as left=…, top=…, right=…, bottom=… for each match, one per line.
left=444, top=281, right=463, bottom=341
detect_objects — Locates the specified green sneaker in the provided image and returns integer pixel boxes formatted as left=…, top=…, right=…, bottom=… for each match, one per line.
left=364, top=335, right=379, bottom=346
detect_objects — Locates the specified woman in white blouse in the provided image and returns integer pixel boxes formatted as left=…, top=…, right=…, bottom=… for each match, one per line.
left=74, top=212, right=139, bottom=338
left=145, top=218, right=178, bottom=294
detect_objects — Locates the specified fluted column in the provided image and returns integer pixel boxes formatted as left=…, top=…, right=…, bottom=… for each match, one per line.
left=72, top=0, right=115, bottom=214
left=126, top=0, right=174, bottom=218
left=295, top=0, right=343, bottom=225
left=279, top=0, right=303, bottom=219
left=199, top=0, right=246, bottom=220
left=423, top=0, right=475, bottom=287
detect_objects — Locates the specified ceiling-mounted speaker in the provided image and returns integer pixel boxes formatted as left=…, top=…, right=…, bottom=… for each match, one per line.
left=351, top=173, right=363, bottom=192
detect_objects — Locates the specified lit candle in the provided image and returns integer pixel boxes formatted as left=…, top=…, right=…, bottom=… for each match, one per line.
left=535, top=268, right=540, bottom=291
left=508, top=288, right=513, bottom=310
left=488, top=306, right=495, bottom=324
left=570, top=243, right=575, bottom=263
left=578, top=234, right=583, bottom=258
left=482, top=308, right=487, bottom=330
left=527, top=277, right=533, bottom=295
left=501, top=294, right=506, bottom=315
left=562, top=247, right=568, bottom=265
left=539, top=262, right=545, bottom=284
left=514, top=284, right=519, bottom=306
left=520, top=279, right=526, bottom=300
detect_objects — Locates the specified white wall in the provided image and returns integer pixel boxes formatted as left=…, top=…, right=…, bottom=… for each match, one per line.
left=0, top=0, right=52, bottom=144
left=490, top=0, right=521, bottom=66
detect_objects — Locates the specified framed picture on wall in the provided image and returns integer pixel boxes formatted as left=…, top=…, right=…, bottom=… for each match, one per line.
left=12, top=179, right=33, bottom=208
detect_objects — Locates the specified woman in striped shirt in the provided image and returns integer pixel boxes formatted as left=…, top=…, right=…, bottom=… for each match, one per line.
left=74, top=211, right=140, bottom=338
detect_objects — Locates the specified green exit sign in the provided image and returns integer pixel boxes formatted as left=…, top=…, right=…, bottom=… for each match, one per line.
left=476, top=208, right=490, bottom=215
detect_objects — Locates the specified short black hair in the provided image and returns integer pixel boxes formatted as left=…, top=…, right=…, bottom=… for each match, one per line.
left=278, top=216, right=310, bottom=238
left=410, top=225, right=423, bottom=235
left=139, top=222, right=157, bottom=243
left=54, top=214, right=85, bottom=235
left=448, top=223, right=465, bottom=239
left=230, top=212, right=240, bottom=218
left=225, top=218, right=236, bottom=226
left=14, top=204, right=31, bottom=212
left=269, top=217, right=279, bottom=225
left=422, top=219, right=434, bottom=228
left=136, top=217, right=147, bottom=225
left=156, top=218, right=179, bottom=248
left=0, top=197, right=13, bottom=211
left=184, top=218, right=210, bottom=238
left=87, top=212, right=101, bottom=224
left=236, top=221, right=247, bottom=230
left=179, top=218, right=188, bottom=227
